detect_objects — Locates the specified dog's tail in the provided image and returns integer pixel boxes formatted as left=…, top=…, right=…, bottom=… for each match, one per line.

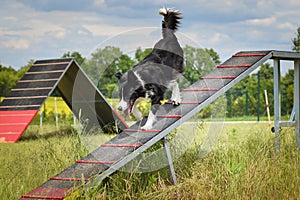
left=159, top=7, right=182, bottom=37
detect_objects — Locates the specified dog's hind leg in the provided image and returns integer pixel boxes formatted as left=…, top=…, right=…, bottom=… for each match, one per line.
left=170, top=80, right=181, bottom=106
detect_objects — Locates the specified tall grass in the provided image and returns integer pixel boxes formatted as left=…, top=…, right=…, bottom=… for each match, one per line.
left=1, top=123, right=300, bottom=199
left=0, top=125, right=82, bottom=200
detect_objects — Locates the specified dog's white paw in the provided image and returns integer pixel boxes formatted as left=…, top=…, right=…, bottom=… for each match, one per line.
left=141, top=123, right=153, bottom=130
left=171, top=97, right=181, bottom=106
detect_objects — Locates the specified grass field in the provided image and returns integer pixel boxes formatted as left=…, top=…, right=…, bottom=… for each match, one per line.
left=0, top=122, right=299, bottom=199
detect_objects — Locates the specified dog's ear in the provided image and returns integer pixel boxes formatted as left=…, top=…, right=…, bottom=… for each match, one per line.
left=115, top=71, right=123, bottom=79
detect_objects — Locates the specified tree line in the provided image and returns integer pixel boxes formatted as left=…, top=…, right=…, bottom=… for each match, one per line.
left=1, top=27, right=299, bottom=119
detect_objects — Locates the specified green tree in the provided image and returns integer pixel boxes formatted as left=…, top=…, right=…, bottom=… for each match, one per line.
left=18, top=60, right=33, bottom=78
left=281, top=69, right=294, bottom=116
left=0, top=61, right=32, bottom=97
left=98, top=54, right=136, bottom=97
left=62, top=51, right=85, bottom=65
left=204, top=48, right=221, bottom=65
left=0, top=65, right=18, bottom=96
left=82, top=46, right=123, bottom=85
left=292, top=27, right=300, bottom=52
left=183, top=45, right=217, bottom=84
left=135, top=47, right=152, bottom=62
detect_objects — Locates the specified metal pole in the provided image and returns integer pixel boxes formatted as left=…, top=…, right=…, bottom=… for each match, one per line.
left=245, top=90, right=249, bottom=116
left=39, top=108, right=43, bottom=128
left=54, top=97, right=58, bottom=129
left=226, top=91, right=232, bottom=118
left=164, top=136, right=177, bottom=185
left=273, top=59, right=281, bottom=153
left=257, top=71, right=261, bottom=122
left=294, top=59, right=300, bottom=150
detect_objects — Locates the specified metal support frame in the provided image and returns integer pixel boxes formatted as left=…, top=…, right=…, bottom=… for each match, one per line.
left=294, top=59, right=300, bottom=150
left=273, top=58, right=300, bottom=152
left=164, top=136, right=177, bottom=185
left=273, top=58, right=281, bottom=153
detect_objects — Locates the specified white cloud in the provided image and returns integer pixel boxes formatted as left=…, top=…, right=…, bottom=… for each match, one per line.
left=44, top=27, right=67, bottom=39
left=277, top=22, right=295, bottom=30
left=246, top=17, right=276, bottom=26
left=93, top=0, right=106, bottom=7
left=83, top=24, right=137, bottom=36
left=2, top=38, right=30, bottom=50
left=77, top=29, right=90, bottom=36
left=210, top=33, right=230, bottom=44
left=0, top=20, right=67, bottom=43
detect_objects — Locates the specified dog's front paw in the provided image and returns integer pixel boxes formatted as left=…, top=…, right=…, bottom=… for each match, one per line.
left=171, top=96, right=181, bottom=106
left=171, top=90, right=181, bottom=106
left=141, top=124, right=153, bottom=130
left=172, top=100, right=181, bottom=106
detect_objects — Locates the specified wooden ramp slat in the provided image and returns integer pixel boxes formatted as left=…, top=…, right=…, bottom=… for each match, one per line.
left=217, top=64, right=252, bottom=68
left=32, top=62, right=70, bottom=66
left=50, top=177, right=90, bottom=181
left=165, top=101, right=202, bottom=105
left=21, top=187, right=69, bottom=200
left=76, top=160, right=115, bottom=165
left=124, top=129, right=162, bottom=133
left=201, top=75, right=236, bottom=79
left=232, top=53, right=267, bottom=57
left=101, top=143, right=141, bottom=148
left=183, top=88, right=220, bottom=92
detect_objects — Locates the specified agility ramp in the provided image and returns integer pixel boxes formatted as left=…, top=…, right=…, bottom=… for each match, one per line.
left=0, top=58, right=128, bottom=142
left=19, top=50, right=300, bottom=199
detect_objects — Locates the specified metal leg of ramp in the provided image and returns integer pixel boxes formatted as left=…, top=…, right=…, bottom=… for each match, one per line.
left=294, top=59, right=300, bottom=150
left=164, top=136, right=177, bottom=185
left=273, top=58, right=281, bottom=153
left=273, top=58, right=300, bottom=152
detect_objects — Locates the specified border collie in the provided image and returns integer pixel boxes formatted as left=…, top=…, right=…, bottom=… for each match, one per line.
left=115, top=8, right=183, bottom=130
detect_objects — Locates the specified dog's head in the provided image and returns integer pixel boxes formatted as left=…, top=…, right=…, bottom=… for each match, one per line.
left=115, top=70, right=144, bottom=116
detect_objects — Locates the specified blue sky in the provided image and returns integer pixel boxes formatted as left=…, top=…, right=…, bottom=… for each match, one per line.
left=1, top=0, right=299, bottom=69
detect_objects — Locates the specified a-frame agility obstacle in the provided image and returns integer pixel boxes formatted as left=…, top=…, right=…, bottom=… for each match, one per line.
left=0, top=58, right=128, bottom=142
left=0, top=51, right=298, bottom=199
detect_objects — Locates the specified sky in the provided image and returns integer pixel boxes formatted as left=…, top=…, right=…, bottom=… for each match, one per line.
left=1, top=0, right=300, bottom=70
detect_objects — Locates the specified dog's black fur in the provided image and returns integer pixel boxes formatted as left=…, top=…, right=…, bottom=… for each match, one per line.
left=115, top=8, right=184, bottom=130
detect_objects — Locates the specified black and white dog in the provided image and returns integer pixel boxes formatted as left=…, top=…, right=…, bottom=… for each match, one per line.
left=115, top=8, right=184, bottom=130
